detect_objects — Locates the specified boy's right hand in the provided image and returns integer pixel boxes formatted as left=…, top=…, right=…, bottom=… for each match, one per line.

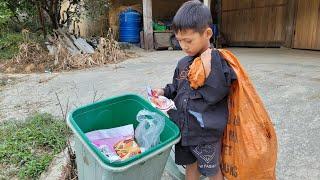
left=152, top=88, right=164, bottom=97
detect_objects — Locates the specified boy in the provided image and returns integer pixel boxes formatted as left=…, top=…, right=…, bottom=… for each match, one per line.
left=153, top=1, right=236, bottom=180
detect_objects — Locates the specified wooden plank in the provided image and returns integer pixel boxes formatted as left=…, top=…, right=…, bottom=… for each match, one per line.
left=238, top=0, right=252, bottom=9
left=222, top=0, right=237, bottom=11
left=220, top=0, right=287, bottom=46
left=274, top=6, right=286, bottom=42
left=316, top=2, right=320, bottom=49
left=266, top=7, right=276, bottom=41
left=222, top=0, right=286, bottom=12
left=221, top=0, right=228, bottom=11
left=259, top=7, right=269, bottom=42
left=252, top=0, right=266, bottom=7
left=143, top=0, right=154, bottom=50
left=243, top=9, right=251, bottom=41
left=293, top=0, right=320, bottom=49
left=252, top=0, right=287, bottom=8
left=269, top=0, right=287, bottom=6
left=256, top=8, right=268, bottom=42
left=228, top=41, right=283, bottom=47
left=221, top=11, right=229, bottom=41
left=311, top=0, right=320, bottom=49
left=284, top=0, right=297, bottom=47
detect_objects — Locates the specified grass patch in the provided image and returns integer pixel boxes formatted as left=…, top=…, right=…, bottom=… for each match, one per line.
left=0, top=32, right=24, bottom=60
left=0, top=113, right=71, bottom=179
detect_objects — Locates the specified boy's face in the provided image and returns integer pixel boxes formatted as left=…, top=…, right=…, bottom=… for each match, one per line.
left=175, top=28, right=212, bottom=56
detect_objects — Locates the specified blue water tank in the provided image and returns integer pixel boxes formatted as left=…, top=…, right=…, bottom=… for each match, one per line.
left=119, top=9, right=142, bottom=43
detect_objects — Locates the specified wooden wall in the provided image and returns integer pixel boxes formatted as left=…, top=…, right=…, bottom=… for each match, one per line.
left=110, top=0, right=186, bottom=20
left=292, top=0, right=320, bottom=50
left=221, top=0, right=287, bottom=47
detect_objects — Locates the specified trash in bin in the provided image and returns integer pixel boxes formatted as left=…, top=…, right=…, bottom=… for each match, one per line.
left=114, top=138, right=141, bottom=160
left=67, top=94, right=181, bottom=180
left=85, top=124, right=141, bottom=162
left=135, top=109, right=165, bottom=151
left=86, top=109, right=168, bottom=162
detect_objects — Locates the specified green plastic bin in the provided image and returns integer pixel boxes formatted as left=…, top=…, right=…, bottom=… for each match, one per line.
left=67, top=94, right=181, bottom=180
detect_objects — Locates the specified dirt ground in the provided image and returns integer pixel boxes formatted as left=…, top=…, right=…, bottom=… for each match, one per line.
left=1, top=47, right=320, bottom=180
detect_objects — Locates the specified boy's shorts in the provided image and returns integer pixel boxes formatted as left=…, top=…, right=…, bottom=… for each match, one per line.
left=175, top=141, right=221, bottom=177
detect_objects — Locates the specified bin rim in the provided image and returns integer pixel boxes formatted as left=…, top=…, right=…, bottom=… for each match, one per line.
left=67, top=93, right=181, bottom=172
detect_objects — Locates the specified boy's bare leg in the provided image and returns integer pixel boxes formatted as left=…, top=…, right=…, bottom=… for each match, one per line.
left=208, top=167, right=224, bottom=180
left=185, top=162, right=201, bottom=180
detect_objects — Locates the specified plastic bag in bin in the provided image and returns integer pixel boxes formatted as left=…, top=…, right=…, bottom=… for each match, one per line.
left=86, top=125, right=140, bottom=162
left=135, top=109, right=165, bottom=150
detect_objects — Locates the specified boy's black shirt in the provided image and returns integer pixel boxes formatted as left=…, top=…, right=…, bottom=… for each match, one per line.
left=164, top=49, right=237, bottom=146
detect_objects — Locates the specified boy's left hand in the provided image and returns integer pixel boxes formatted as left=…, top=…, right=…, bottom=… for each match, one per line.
left=151, top=88, right=164, bottom=97
left=200, top=48, right=212, bottom=78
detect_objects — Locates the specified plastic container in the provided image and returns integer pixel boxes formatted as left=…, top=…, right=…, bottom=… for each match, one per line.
left=67, top=94, right=180, bottom=180
left=153, top=22, right=167, bottom=31
left=119, top=9, right=142, bottom=43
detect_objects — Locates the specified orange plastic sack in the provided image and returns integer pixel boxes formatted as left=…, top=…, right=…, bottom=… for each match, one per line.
left=218, top=49, right=278, bottom=180
left=188, top=57, right=206, bottom=89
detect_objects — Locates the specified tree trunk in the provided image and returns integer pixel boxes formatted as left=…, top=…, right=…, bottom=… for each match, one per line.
left=41, top=1, right=59, bottom=29
left=38, top=3, right=47, bottom=37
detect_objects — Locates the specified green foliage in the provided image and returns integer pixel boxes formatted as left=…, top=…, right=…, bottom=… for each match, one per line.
left=1, top=0, right=113, bottom=36
left=0, top=32, right=23, bottom=60
left=3, top=0, right=39, bottom=31
left=0, top=1, right=12, bottom=29
left=83, top=0, right=112, bottom=20
left=0, top=113, right=71, bottom=179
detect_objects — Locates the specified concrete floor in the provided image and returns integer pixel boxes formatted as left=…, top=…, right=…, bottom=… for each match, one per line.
left=0, top=48, right=320, bottom=179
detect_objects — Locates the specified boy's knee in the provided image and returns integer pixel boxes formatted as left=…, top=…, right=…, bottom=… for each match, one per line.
left=186, top=162, right=201, bottom=180
left=208, top=167, right=224, bottom=180
left=186, top=161, right=198, bottom=170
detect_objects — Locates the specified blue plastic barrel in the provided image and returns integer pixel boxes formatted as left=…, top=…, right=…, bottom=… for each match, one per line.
left=119, top=9, right=142, bottom=43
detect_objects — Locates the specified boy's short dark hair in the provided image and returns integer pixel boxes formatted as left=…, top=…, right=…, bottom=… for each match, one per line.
left=172, top=0, right=212, bottom=33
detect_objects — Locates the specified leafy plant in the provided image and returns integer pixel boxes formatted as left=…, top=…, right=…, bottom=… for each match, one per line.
left=0, top=1, right=13, bottom=32
left=0, top=113, right=71, bottom=179
left=0, top=32, right=23, bottom=60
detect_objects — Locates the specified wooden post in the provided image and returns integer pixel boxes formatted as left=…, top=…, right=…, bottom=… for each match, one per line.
left=284, top=0, right=297, bottom=48
left=204, top=0, right=211, bottom=9
left=143, top=0, right=154, bottom=50
left=216, top=0, right=222, bottom=48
